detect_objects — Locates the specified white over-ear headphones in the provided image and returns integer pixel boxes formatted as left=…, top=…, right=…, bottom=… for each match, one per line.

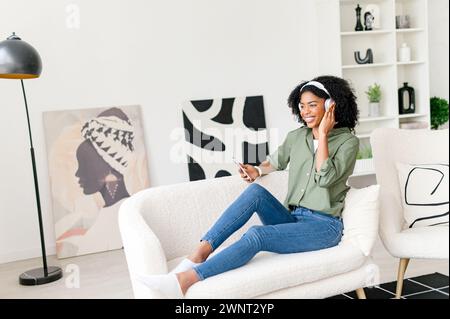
left=300, top=81, right=334, bottom=111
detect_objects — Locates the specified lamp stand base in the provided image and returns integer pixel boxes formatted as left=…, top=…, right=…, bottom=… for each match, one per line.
left=19, top=266, right=63, bottom=286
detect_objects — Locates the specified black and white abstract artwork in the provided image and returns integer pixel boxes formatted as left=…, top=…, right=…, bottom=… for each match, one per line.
left=182, top=96, right=269, bottom=181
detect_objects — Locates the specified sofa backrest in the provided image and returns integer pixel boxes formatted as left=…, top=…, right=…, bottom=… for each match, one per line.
left=371, top=128, right=449, bottom=237
left=135, top=171, right=289, bottom=260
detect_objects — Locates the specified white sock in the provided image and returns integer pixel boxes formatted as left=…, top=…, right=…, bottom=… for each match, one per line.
left=169, top=258, right=200, bottom=274
left=133, top=273, right=184, bottom=299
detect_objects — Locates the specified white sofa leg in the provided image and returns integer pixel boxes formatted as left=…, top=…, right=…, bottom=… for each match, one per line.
left=355, top=288, right=366, bottom=299
left=395, top=258, right=410, bottom=299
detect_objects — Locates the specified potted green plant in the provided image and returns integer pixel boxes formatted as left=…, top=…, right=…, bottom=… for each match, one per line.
left=365, top=83, right=382, bottom=117
left=356, top=146, right=373, bottom=160
left=430, top=97, right=449, bottom=130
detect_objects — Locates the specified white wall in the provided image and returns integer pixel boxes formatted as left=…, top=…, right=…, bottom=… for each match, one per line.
left=429, top=0, right=449, bottom=101
left=0, top=0, right=341, bottom=263
left=428, top=0, right=449, bottom=129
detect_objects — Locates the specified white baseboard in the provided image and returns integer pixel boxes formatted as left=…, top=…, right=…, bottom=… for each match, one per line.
left=0, top=245, right=56, bottom=265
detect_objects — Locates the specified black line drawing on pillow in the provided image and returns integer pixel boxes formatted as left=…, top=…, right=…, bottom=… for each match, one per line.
left=409, top=212, right=449, bottom=228
left=405, top=166, right=449, bottom=206
left=404, top=164, right=449, bottom=228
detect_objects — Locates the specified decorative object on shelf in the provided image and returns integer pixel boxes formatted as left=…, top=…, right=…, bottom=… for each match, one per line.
left=355, top=4, right=364, bottom=31
left=399, top=43, right=411, bottom=62
left=43, top=105, right=150, bottom=258
left=181, top=96, right=269, bottom=181
left=396, top=15, right=411, bottom=29
left=0, top=33, right=63, bottom=285
left=356, top=146, right=373, bottom=160
left=430, top=97, right=449, bottom=130
left=399, top=121, right=429, bottom=129
left=354, top=48, right=373, bottom=64
left=364, top=4, right=380, bottom=29
left=365, top=83, right=382, bottom=117
left=364, top=11, right=375, bottom=31
left=398, top=82, right=416, bottom=114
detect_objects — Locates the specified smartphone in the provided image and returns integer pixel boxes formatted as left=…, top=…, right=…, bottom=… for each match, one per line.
left=232, top=157, right=251, bottom=180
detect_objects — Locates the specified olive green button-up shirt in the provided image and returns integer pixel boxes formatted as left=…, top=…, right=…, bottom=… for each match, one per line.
left=267, top=127, right=359, bottom=217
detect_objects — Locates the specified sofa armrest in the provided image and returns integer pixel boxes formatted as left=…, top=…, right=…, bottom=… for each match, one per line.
left=119, top=192, right=168, bottom=274
left=119, top=193, right=169, bottom=297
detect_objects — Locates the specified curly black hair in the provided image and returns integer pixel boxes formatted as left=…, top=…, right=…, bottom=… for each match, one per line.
left=288, top=75, right=359, bottom=132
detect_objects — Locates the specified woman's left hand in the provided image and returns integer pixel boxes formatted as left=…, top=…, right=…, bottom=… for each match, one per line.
left=318, top=104, right=337, bottom=137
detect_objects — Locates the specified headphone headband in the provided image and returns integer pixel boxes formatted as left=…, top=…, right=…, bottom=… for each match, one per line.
left=300, top=81, right=331, bottom=97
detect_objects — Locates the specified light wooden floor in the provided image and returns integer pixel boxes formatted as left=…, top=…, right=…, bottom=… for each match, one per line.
left=0, top=237, right=448, bottom=299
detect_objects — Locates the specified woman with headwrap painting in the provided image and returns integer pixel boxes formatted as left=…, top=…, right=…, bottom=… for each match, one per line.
left=60, top=107, right=135, bottom=255
left=77, top=107, right=134, bottom=206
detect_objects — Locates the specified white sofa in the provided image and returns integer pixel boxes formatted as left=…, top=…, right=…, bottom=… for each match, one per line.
left=119, top=170, right=379, bottom=299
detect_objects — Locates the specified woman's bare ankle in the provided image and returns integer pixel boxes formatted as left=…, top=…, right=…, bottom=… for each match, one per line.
left=187, top=254, right=203, bottom=263
left=177, top=270, right=200, bottom=295
left=188, top=241, right=213, bottom=263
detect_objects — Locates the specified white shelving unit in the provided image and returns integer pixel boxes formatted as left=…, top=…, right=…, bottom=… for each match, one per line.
left=338, top=0, right=431, bottom=177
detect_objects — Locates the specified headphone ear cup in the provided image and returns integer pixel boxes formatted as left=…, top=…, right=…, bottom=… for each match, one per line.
left=325, top=99, right=331, bottom=111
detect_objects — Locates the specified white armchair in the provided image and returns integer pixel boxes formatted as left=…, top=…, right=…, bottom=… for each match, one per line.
left=119, top=170, right=380, bottom=299
left=371, top=128, right=449, bottom=298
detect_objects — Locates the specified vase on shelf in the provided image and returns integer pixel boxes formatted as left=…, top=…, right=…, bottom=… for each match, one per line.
left=398, top=82, right=416, bottom=114
left=399, top=43, right=411, bottom=62
left=396, top=15, right=411, bottom=29
left=355, top=4, right=364, bottom=31
left=369, top=102, right=380, bottom=117
left=355, top=49, right=374, bottom=64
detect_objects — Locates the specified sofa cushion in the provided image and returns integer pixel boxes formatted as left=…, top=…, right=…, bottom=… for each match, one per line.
left=341, top=185, right=380, bottom=256
left=384, top=225, right=450, bottom=259
left=168, top=242, right=366, bottom=299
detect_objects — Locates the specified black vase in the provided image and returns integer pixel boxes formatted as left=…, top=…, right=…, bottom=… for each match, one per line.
left=355, top=49, right=374, bottom=64
left=398, top=82, right=415, bottom=114
left=355, top=4, right=364, bottom=31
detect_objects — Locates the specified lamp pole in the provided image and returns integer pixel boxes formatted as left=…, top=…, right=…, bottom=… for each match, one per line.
left=20, top=79, right=49, bottom=276
left=0, top=33, right=62, bottom=285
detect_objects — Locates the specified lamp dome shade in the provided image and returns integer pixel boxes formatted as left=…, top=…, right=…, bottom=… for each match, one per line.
left=0, top=33, right=42, bottom=79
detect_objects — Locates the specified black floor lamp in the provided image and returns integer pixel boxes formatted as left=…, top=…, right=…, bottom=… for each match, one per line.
left=0, top=33, right=62, bottom=285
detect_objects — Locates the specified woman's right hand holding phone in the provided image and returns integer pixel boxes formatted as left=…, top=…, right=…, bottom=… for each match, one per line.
left=238, top=164, right=260, bottom=183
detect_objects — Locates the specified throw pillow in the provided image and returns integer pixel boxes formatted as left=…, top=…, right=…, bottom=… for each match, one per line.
left=341, top=185, right=380, bottom=256
left=396, top=163, right=449, bottom=228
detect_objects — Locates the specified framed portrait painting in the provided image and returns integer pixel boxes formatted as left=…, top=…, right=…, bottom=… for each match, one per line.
left=43, top=105, right=150, bottom=258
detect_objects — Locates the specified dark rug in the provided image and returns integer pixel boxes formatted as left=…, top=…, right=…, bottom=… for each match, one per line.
left=328, top=272, right=449, bottom=299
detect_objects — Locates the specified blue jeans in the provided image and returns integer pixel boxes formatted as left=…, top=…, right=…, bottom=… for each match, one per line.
left=193, top=183, right=344, bottom=280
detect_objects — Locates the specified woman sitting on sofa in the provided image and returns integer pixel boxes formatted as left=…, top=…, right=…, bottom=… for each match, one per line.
left=136, top=75, right=360, bottom=298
